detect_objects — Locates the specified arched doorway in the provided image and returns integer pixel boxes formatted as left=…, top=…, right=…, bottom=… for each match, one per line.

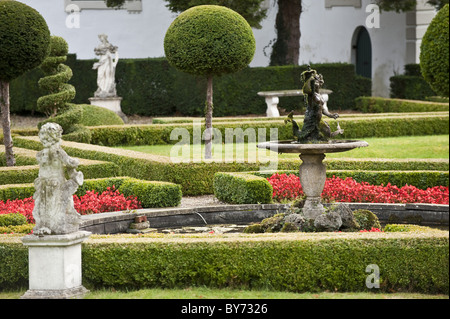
left=352, top=27, right=372, bottom=78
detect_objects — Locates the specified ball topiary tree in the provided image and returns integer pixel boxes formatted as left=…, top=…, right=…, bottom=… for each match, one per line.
left=164, top=5, right=256, bottom=159
left=37, top=36, right=76, bottom=117
left=0, top=0, right=50, bottom=166
left=420, top=4, right=449, bottom=97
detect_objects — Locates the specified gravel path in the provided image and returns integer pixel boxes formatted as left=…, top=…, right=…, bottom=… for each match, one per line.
left=179, top=195, right=228, bottom=208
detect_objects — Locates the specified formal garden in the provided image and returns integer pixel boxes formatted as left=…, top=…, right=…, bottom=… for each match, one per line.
left=0, top=1, right=449, bottom=301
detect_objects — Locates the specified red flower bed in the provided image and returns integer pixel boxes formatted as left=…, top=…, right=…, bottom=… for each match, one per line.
left=268, top=173, right=449, bottom=205
left=0, top=187, right=141, bottom=224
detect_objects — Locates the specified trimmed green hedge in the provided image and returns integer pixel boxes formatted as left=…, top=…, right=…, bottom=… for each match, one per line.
left=119, top=178, right=182, bottom=208
left=11, top=136, right=449, bottom=196
left=213, top=172, right=273, bottom=204
left=355, top=97, right=448, bottom=113
left=390, top=64, right=437, bottom=100
left=0, top=160, right=120, bottom=186
left=3, top=233, right=447, bottom=293
left=87, top=114, right=449, bottom=146
left=11, top=58, right=371, bottom=116
left=0, top=177, right=182, bottom=208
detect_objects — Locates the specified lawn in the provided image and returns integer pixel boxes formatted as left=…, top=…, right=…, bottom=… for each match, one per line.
left=118, top=135, right=449, bottom=161
left=1, top=288, right=448, bottom=300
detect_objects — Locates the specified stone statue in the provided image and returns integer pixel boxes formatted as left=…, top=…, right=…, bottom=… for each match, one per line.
left=285, top=66, right=344, bottom=143
left=93, top=34, right=119, bottom=98
left=32, top=123, right=84, bottom=235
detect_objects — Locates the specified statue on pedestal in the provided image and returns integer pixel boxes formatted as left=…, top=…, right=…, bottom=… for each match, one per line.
left=93, top=34, right=119, bottom=98
left=32, top=123, right=84, bottom=235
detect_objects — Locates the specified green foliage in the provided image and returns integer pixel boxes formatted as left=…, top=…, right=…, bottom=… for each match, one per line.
left=37, top=36, right=76, bottom=116
left=11, top=59, right=371, bottom=116
left=2, top=233, right=448, bottom=293
left=38, top=104, right=123, bottom=143
left=0, top=224, right=34, bottom=234
left=81, top=234, right=447, bottom=293
left=353, top=209, right=381, bottom=230
left=213, top=172, right=273, bottom=204
left=164, top=0, right=268, bottom=29
left=355, top=97, right=448, bottom=113
left=86, top=114, right=449, bottom=147
left=0, top=241, right=28, bottom=290
left=164, top=5, right=255, bottom=77
left=0, top=213, right=27, bottom=227
left=383, top=224, right=440, bottom=232
left=119, top=178, right=182, bottom=208
left=0, top=159, right=120, bottom=189
left=420, top=4, right=449, bottom=97
left=0, top=0, right=50, bottom=82
left=0, top=183, right=35, bottom=201
left=12, top=134, right=449, bottom=197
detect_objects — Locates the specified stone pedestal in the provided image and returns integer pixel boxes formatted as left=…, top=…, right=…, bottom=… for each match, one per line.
left=299, top=154, right=327, bottom=220
left=89, top=96, right=128, bottom=123
left=265, top=96, right=280, bottom=117
left=21, top=231, right=91, bottom=299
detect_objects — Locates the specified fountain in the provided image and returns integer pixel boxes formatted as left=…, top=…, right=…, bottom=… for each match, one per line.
left=258, top=66, right=369, bottom=220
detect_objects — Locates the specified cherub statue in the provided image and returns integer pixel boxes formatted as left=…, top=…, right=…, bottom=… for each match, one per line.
left=285, top=66, right=343, bottom=143
left=32, top=123, right=84, bottom=235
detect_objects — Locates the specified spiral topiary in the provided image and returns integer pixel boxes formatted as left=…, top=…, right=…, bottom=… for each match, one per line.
left=420, top=4, right=449, bottom=97
left=37, top=36, right=76, bottom=117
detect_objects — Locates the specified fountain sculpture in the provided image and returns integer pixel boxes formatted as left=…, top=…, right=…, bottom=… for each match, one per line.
left=258, top=66, right=368, bottom=220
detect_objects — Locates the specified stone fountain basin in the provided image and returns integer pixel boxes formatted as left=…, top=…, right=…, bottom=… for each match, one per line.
left=257, top=140, right=369, bottom=154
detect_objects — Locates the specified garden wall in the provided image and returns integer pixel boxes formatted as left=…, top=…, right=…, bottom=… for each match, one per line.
left=10, top=57, right=371, bottom=116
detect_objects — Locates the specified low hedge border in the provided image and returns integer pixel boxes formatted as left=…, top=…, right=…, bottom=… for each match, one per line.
left=0, top=159, right=120, bottom=186
left=213, top=172, right=273, bottom=204
left=86, top=113, right=449, bottom=146
left=11, top=136, right=449, bottom=196
left=1, top=232, right=448, bottom=294
left=0, top=177, right=182, bottom=208
left=355, top=97, right=448, bottom=113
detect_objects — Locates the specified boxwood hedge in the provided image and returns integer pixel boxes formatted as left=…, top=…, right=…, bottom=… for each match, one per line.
left=1, top=233, right=448, bottom=294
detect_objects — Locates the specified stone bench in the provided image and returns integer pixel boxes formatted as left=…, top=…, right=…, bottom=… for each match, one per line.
left=258, top=89, right=333, bottom=117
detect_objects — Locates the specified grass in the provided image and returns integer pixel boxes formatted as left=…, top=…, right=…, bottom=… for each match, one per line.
left=118, top=135, right=449, bottom=161
left=1, top=288, right=448, bottom=299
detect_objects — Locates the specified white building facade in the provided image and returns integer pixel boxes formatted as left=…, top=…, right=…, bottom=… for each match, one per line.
left=19, top=0, right=436, bottom=97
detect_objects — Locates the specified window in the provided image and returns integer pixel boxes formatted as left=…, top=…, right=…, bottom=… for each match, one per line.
left=325, top=0, right=362, bottom=8
left=64, top=0, right=142, bottom=13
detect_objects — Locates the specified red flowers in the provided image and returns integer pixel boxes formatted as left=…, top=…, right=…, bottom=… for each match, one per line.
left=268, top=174, right=449, bottom=205
left=73, top=187, right=141, bottom=215
left=0, top=187, right=142, bottom=224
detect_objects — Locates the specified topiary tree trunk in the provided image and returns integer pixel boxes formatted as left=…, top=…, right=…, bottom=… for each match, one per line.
left=205, top=76, right=214, bottom=159
left=0, top=80, right=14, bottom=166
left=164, top=5, right=255, bottom=160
